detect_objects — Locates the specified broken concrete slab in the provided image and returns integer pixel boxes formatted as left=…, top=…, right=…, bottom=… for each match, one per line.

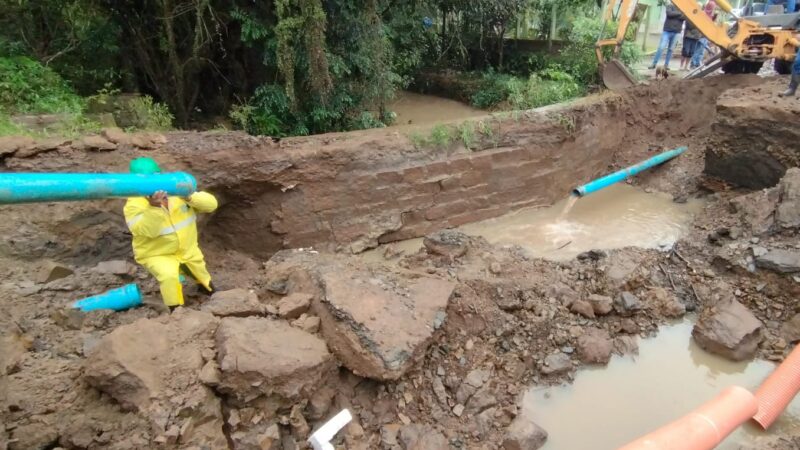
left=776, top=168, right=800, bottom=229
left=756, top=249, right=800, bottom=273
left=314, top=266, right=454, bottom=380
left=215, top=317, right=334, bottom=400
left=502, top=416, right=547, bottom=450
left=83, top=309, right=228, bottom=447
left=692, top=300, right=763, bottom=361
left=577, top=328, right=613, bottom=365
left=277, top=292, right=312, bottom=319
left=201, top=289, right=264, bottom=317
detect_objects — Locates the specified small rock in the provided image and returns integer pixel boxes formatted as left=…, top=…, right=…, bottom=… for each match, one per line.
left=15, top=137, right=68, bottom=158
left=756, top=249, right=800, bottom=273
left=36, top=260, right=73, bottom=284
left=0, top=135, right=35, bottom=156
left=780, top=313, right=800, bottom=343
left=613, top=336, right=639, bottom=356
left=290, top=404, right=310, bottom=439
left=489, top=262, right=503, bottom=275
left=307, top=386, right=336, bottom=421
left=586, top=294, right=613, bottom=316
left=199, top=360, right=221, bottom=386
left=201, top=289, right=264, bottom=317
left=692, top=300, right=763, bottom=361
left=277, top=292, right=312, bottom=319
left=540, top=353, right=571, bottom=375
left=615, top=292, right=642, bottom=316
left=577, top=328, right=613, bottom=365
left=100, top=127, right=130, bottom=144
left=620, top=319, right=639, bottom=334
left=502, top=416, right=548, bottom=450
left=452, top=404, right=465, bottom=417
left=423, top=230, right=469, bottom=259
left=291, top=314, right=321, bottom=334
left=94, top=260, right=134, bottom=276
left=570, top=300, right=595, bottom=318
left=76, top=135, right=117, bottom=151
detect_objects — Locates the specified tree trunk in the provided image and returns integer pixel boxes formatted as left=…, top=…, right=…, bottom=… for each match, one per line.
left=549, top=3, right=558, bottom=50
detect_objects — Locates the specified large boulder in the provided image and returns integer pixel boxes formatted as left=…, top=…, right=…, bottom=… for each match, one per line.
left=83, top=309, right=228, bottom=447
left=729, top=188, right=779, bottom=235
left=215, top=317, right=334, bottom=401
left=314, top=267, right=454, bottom=380
left=756, top=249, right=800, bottom=273
left=692, top=300, right=763, bottom=361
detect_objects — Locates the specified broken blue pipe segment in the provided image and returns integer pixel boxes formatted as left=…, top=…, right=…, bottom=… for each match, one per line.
left=572, top=146, right=687, bottom=197
left=0, top=172, right=197, bottom=204
left=72, top=283, right=143, bottom=312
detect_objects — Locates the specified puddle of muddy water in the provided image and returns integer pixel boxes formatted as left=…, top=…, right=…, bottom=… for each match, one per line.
left=523, top=320, right=800, bottom=450
left=460, top=184, right=704, bottom=261
left=388, top=91, right=486, bottom=126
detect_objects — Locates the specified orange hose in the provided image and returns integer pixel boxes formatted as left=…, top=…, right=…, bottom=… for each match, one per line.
left=618, top=386, right=758, bottom=450
left=752, top=345, right=800, bottom=430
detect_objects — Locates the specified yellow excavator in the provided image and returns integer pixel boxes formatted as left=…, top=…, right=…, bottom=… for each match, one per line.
left=597, top=0, right=800, bottom=89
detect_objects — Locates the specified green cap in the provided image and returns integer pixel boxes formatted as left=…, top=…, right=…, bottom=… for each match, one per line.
left=129, top=157, right=161, bottom=174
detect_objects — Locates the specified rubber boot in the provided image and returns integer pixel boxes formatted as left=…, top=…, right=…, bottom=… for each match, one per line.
left=779, top=74, right=799, bottom=97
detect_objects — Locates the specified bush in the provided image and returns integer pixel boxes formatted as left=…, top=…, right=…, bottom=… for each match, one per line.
left=0, top=56, right=83, bottom=114
left=507, top=68, right=585, bottom=109
left=127, top=96, right=174, bottom=130
left=557, top=15, right=642, bottom=84
left=470, top=71, right=514, bottom=109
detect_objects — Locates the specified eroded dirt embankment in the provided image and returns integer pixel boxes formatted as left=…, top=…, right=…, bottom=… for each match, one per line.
left=0, top=75, right=761, bottom=264
left=5, top=75, right=800, bottom=450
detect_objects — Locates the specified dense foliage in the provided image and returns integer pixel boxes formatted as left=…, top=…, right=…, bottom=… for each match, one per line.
left=0, top=0, right=642, bottom=136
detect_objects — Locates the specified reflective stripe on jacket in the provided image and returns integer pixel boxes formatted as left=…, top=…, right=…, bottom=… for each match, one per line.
left=123, top=191, right=217, bottom=261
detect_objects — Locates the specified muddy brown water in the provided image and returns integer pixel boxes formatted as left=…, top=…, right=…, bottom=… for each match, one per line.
left=522, top=320, right=800, bottom=449
left=461, top=184, right=704, bottom=261
left=388, top=91, right=486, bottom=126
left=363, top=185, right=703, bottom=262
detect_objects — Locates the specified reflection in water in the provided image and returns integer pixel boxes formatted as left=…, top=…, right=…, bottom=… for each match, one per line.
left=387, top=91, right=486, bottom=126
left=461, top=184, right=704, bottom=261
left=522, top=320, right=800, bottom=450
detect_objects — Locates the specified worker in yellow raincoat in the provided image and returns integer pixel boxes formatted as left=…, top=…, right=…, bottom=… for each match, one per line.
left=123, top=157, right=218, bottom=307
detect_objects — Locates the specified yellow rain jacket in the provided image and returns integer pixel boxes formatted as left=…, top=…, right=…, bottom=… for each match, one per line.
left=124, top=192, right=218, bottom=306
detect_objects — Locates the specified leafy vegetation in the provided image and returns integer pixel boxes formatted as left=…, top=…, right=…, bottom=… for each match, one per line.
left=0, top=0, right=643, bottom=137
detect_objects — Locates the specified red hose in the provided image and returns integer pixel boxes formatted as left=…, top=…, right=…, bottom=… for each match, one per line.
left=618, top=386, right=758, bottom=450
left=752, top=345, right=800, bottom=429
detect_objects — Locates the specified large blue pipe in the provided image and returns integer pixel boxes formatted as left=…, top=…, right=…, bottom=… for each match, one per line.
left=0, top=172, right=197, bottom=204
left=573, top=146, right=687, bottom=197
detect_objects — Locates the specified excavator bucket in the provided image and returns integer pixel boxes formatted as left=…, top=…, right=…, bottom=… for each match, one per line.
left=602, top=59, right=638, bottom=90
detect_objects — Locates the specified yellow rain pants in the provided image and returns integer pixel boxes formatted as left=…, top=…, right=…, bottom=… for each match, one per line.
left=123, top=192, right=218, bottom=306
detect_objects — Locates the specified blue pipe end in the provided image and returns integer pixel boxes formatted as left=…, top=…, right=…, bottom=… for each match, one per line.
left=73, top=283, right=143, bottom=312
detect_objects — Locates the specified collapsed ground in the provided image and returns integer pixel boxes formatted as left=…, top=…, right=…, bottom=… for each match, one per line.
left=1, top=76, right=800, bottom=450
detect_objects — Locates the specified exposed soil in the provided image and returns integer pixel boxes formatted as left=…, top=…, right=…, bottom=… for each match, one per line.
left=2, top=74, right=800, bottom=450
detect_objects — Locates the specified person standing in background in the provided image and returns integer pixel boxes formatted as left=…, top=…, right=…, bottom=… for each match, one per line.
left=692, top=0, right=718, bottom=68
left=681, top=22, right=703, bottom=70
left=649, top=3, right=686, bottom=70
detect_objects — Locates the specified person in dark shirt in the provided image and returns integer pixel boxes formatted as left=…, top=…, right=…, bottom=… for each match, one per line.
left=649, top=4, right=686, bottom=70
left=680, top=22, right=703, bottom=70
